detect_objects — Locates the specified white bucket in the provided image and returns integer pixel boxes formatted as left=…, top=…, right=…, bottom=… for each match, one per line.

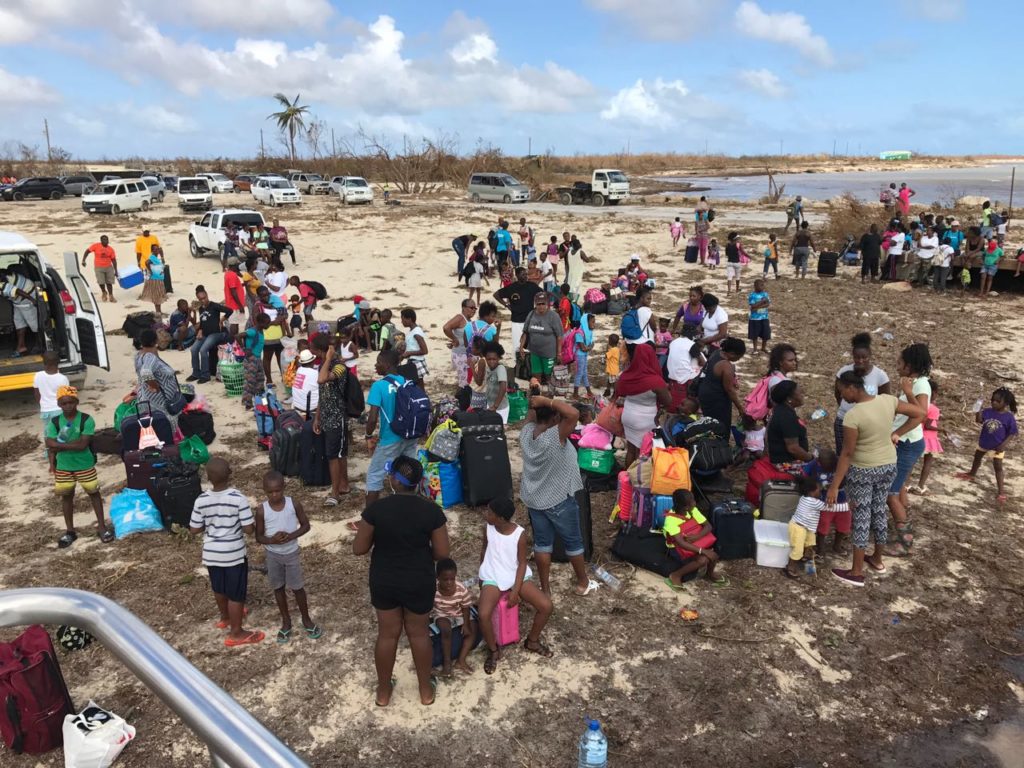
left=754, top=519, right=791, bottom=568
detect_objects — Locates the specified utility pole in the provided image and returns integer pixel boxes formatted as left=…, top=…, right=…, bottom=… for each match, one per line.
left=260, top=129, right=265, bottom=160
left=331, top=128, right=337, bottom=158
left=779, top=139, right=783, bottom=156
left=43, top=119, right=52, bottom=163
left=528, top=136, right=531, bottom=157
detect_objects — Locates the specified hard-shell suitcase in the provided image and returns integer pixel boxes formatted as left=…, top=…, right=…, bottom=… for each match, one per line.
left=551, top=490, right=593, bottom=563
left=123, top=446, right=181, bottom=496
left=270, top=411, right=304, bottom=477
left=711, top=499, right=756, bottom=560
left=760, top=479, right=800, bottom=523
left=152, top=468, right=202, bottom=528
left=120, top=402, right=174, bottom=452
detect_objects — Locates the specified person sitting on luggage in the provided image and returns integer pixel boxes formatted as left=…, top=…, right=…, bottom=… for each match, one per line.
left=784, top=475, right=825, bottom=580
left=432, top=558, right=478, bottom=677
left=477, top=497, right=554, bottom=675
left=741, top=413, right=766, bottom=460
left=803, top=448, right=851, bottom=557
left=168, top=299, right=197, bottom=350
left=662, top=489, right=726, bottom=590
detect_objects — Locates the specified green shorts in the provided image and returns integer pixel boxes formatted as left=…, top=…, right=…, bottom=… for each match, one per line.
left=529, top=354, right=554, bottom=376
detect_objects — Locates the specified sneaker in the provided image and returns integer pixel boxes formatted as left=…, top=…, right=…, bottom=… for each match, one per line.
left=831, top=568, right=865, bottom=588
left=186, top=374, right=200, bottom=382
left=196, top=377, right=211, bottom=384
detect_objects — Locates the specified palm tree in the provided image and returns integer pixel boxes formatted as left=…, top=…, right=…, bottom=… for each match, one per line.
left=267, top=93, right=310, bottom=163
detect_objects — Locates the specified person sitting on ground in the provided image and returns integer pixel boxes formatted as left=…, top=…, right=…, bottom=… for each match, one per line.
left=477, top=497, right=555, bottom=675
left=784, top=475, right=825, bottom=580
left=168, top=298, right=196, bottom=350
left=662, top=489, right=725, bottom=589
left=254, top=470, right=321, bottom=644
left=46, top=385, right=110, bottom=547
left=432, top=558, right=477, bottom=677
left=189, top=457, right=265, bottom=647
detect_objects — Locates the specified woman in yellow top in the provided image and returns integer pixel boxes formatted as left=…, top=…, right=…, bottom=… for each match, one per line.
left=762, top=233, right=779, bottom=279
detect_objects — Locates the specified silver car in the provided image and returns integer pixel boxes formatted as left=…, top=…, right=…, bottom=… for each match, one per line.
left=467, top=173, right=530, bottom=203
left=58, top=175, right=96, bottom=197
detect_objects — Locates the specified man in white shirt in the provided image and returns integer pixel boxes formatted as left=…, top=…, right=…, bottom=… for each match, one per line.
left=934, top=244, right=954, bottom=293
left=914, top=226, right=939, bottom=286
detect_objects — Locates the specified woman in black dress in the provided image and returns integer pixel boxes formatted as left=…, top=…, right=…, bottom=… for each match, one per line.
left=697, top=336, right=746, bottom=440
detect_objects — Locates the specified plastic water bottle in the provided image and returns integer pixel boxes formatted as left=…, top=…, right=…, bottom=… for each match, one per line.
left=810, top=407, right=828, bottom=421
left=590, top=565, right=621, bottom=592
left=972, top=398, right=984, bottom=413
left=949, top=434, right=963, bottom=449
left=578, top=719, right=608, bottom=768
left=805, top=559, right=817, bottom=576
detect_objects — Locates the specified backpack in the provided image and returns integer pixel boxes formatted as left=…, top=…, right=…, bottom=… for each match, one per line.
left=620, top=309, right=645, bottom=342
left=569, top=301, right=582, bottom=327
left=989, top=211, right=1003, bottom=227
left=706, top=208, right=716, bottom=222
left=465, top=319, right=490, bottom=350
left=51, top=413, right=96, bottom=459
left=344, top=369, right=365, bottom=418
left=383, top=375, right=431, bottom=439
left=253, top=388, right=282, bottom=439
left=785, top=202, right=797, bottom=216
left=460, top=261, right=477, bottom=282
left=744, top=375, right=774, bottom=422
left=560, top=328, right=580, bottom=364
left=336, top=314, right=358, bottom=334
left=0, top=625, right=74, bottom=755
left=303, top=280, right=327, bottom=300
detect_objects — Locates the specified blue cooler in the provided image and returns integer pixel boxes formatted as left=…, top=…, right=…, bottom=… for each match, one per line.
left=118, top=268, right=145, bottom=289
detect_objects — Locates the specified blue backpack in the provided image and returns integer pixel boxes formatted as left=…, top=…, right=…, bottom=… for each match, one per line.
left=569, top=301, right=582, bottom=327
left=620, top=308, right=645, bottom=342
left=384, top=376, right=431, bottom=439
left=254, top=388, right=282, bottom=438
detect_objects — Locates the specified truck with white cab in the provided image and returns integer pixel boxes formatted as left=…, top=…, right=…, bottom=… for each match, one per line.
left=555, top=169, right=630, bottom=207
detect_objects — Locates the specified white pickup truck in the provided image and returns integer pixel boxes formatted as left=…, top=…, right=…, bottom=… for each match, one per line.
left=187, top=208, right=266, bottom=260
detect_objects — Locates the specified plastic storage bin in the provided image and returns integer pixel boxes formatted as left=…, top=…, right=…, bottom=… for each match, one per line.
left=754, top=519, right=791, bottom=568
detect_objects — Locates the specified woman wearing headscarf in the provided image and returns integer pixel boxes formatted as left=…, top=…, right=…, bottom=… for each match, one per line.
left=616, top=343, right=671, bottom=467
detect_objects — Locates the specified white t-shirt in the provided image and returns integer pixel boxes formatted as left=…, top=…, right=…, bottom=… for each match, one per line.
left=666, top=337, right=699, bottom=384
left=893, top=376, right=931, bottom=443
left=539, top=260, right=553, bottom=281
left=291, top=365, right=320, bottom=414
left=635, top=306, right=656, bottom=344
left=701, top=306, right=729, bottom=341
left=406, top=326, right=427, bottom=361
left=34, top=370, right=69, bottom=413
left=887, top=233, right=905, bottom=256
left=836, top=364, right=890, bottom=419
left=917, top=234, right=938, bottom=261
left=938, top=244, right=954, bottom=268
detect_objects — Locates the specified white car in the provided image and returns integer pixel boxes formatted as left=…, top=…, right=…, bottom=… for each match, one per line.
left=82, top=179, right=152, bottom=214
left=196, top=172, right=234, bottom=194
left=177, top=177, right=213, bottom=212
left=188, top=208, right=266, bottom=260
left=252, top=176, right=302, bottom=207
left=335, top=176, right=374, bottom=204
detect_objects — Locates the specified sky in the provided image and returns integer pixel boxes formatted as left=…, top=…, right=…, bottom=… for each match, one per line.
left=1, top=0, right=1021, bottom=161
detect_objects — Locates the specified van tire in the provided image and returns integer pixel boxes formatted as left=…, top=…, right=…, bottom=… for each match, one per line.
left=13, top=192, right=24, bottom=201
left=559, top=192, right=572, bottom=206
left=471, top=193, right=481, bottom=203
left=502, top=194, right=511, bottom=203
left=50, top=191, right=62, bottom=200
left=591, top=193, right=605, bottom=207
left=111, top=204, right=121, bottom=215
left=269, top=197, right=278, bottom=207
left=141, top=200, right=150, bottom=211
left=189, top=237, right=200, bottom=258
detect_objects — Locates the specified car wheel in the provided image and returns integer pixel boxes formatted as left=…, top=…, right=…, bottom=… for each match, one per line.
left=503, top=194, right=512, bottom=203
left=111, top=204, right=121, bottom=214
left=50, top=190, right=63, bottom=200
left=591, top=192, right=605, bottom=207
left=217, top=244, right=225, bottom=262
left=189, top=237, right=200, bottom=258
left=233, top=187, right=240, bottom=193
left=157, top=192, right=165, bottom=202
left=270, top=197, right=277, bottom=207
left=141, top=200, right=150, bottom=211
left=471, top=193, right=481, bottom=203
left=559, top=192, right=572, bottom=206
left=13, top=192, right=24, bottom=201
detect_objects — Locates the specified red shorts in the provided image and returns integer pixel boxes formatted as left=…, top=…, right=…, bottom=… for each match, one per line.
left=817, top=507, right=852, bottom=535
left=669, top=380, right=691, bottom=411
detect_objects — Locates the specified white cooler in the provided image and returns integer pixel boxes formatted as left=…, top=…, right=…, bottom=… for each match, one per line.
left=754, top=520, right=791, bottom=568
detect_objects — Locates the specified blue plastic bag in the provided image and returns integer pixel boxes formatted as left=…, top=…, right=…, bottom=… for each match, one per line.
left=109, top=488, right=164, bottom=539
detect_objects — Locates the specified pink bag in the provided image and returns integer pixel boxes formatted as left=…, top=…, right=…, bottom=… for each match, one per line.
left=491, top=593, right=521, bottom=647
left=584, top=287, right=605, bottom=305
left=595, top=400, right=624, bottom=438
left=137, top=417, right=163, bottom=450
left=578, top=423, right=613, bottom=450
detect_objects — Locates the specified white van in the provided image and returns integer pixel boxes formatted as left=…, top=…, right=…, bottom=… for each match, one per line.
left=0, top=232, right=109, bottom=391
left=81, top=179, right=152, bottom=215
left=177, top=177, right=214, bottom=212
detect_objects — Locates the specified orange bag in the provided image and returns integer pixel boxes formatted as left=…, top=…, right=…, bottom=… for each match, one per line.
left=595, top=400, right=624, bottom=438
left=650, top=446, right=691, bottom=495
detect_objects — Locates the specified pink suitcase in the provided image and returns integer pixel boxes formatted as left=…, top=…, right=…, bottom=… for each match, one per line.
left=491, top=592, right=520, bottom=646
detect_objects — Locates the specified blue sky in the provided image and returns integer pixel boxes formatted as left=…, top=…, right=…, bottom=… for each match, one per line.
left=0, top=0, right=1019, bottom=160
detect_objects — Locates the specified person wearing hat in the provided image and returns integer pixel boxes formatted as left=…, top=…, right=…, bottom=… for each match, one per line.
left=45, top=385, right=111, bottom=547
left=783, top=196, right=803, bottom=233
left=353, top=453, right=450, bottom=707
left=135, top=227, right=160, bottom=271
left=223, top=256, right=247, bottom=336
left=290, top=348, right=321, bottom=416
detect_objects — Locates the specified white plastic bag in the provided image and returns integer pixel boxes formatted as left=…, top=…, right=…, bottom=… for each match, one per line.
left=63, top=701, right=135, bottom=768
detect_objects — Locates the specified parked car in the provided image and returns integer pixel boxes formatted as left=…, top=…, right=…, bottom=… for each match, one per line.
left=252, top=176, right=302, bottom=207
left=188, top=208, right=266, bottom=260
left=289, top=173, right=330, bottom=195
left=58, top=175, right=96, bottom=197
left=466, top=173, right=530, bottom=203
left=336, top=176, right=374, bottom=204
left=141, top=176, right=165, bottom=203
left=177, top=177, right=214, bottom=212
left=0, top=231, right=109, bottom=390
left=196, top=172, right=233, bottom=193
left=233, top=174, right=256, bottom=193
left=2, top=177, right=67, bottom=201
left=162, top=175, right=179, bottom=191
left=81, top=179, right=152, bottom=214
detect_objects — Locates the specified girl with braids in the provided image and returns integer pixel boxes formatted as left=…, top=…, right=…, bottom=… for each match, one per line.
left=957, top=387, right=1018, bottom=504
left=765, top=343, right=798, bottom=392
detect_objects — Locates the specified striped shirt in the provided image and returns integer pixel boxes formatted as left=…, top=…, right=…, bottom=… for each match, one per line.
left=791, top=495, right=826, bottom=532
left=432, top=582, right=473, bottom=620
left=189, top=488, right=254, bottom=567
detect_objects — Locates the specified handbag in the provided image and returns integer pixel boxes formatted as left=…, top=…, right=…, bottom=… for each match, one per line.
left=595, top=399, right=624, bottom=438
left=136, top=417, right=162, bottom=449
left=178, top=434, right=210, bottom=464
left=515, top=351, right=531, bottom=381
left=163, top=263, right=173, bottom=293
left=425, top=419, right=461, bottom=463
left=650, top=446, right=692, bottom=495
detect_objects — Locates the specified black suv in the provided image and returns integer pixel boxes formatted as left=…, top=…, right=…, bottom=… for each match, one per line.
left=2, top=177, right=67, bottom=201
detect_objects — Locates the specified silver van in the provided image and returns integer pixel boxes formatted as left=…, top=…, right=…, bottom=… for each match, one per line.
left=467, top=173, right=530, bottom=203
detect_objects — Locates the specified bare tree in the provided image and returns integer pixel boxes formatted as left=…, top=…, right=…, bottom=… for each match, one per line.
left=305, top=118, right=327, bottom=162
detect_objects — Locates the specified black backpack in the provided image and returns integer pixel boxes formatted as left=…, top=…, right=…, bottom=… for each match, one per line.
left=344, top=370, right=365, bottom=418
left=51, top=413, right=96, bottom=459
left=303, top=280, right=327, bottom=300
left=706, top=208, right=716, bottom=222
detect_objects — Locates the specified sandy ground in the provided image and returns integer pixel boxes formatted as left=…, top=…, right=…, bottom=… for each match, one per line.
left=0, top=192, right=1023, bottom=767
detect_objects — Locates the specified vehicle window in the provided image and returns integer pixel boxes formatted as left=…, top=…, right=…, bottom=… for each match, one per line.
left=595, top=173, right=607, bottom=181
left=470, top=175, right=482, bottom=185
left=608, top=171, right=628, bottom=183
left=492, top=177, right=505, bottom=187
left=179, top=179, right=209, bottom=193
left=115, top=185, right=126, bottom=195
left=346, top=179, right=368, bottom=188
left=200, top=213, right=212, bottom=227
left=69, top=272, right=96, bottom=314
left=500, top=175, right=522, bottom=186
left=224, top=213, right=264, bottom=229
left=212, top=215, right=220, bottom=228
left=268, top=180, right=291, bottom=189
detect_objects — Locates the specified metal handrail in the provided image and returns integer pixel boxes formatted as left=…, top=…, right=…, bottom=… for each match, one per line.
left=0, top=588, right=308, bottom=768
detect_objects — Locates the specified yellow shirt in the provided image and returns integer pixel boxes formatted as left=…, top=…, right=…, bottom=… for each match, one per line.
left=605, top=347, right=620, bottom=376
left=842, top=394, right=899, bottom=468
left=135, top=235, right=161, bottom=269
left=662, top=507, right=708, bottom=548
left=241, top=272, right=260, bottom=296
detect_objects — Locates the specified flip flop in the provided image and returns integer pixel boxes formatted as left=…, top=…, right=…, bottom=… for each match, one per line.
left=574, top=579, right=600, bottom=596
left=276, top=628, right=292, bottom=644
left=663, top=576, right=687, bottom=592
left=423, top=676, right=437, bottom=706
left=484, top=648, right=499, bottom=675
left=224, top=630, right=265, bottom=648
left=215, top=606, right=248, bottom=629
left=709, top=575, right=730, bottom=587
left=375, top=677, right=397, bottom=707
left=98, top=529, right=115, bottom=543
left=522, top=639, right=553, bottom=658
left=324, top=497, right=339, bottom=507
left=346, top=521, right=360, bottom=532
left=954, top=473, right=976, bottom=482
left=57, top=531, right=78, bottom=549
left=866, top=558, right=887, bottom=573
left=781, top=568, right=801, bottom=580
left=304, top=624, right=323, bottom=640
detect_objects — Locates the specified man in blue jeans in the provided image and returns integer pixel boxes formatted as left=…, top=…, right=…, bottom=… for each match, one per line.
left=451, top=233, right=476, bottom=278
left=363, top=349, right=420, bottom=508
left=187, top=289, right=232, bottom=384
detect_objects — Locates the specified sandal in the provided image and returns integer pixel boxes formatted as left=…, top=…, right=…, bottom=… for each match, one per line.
left=955, top=472, right=976, bottom=482
left=324, top=496, right=339, bottom=507
left=865, top=557, right=887, bottom=573
left=574, top=579, right=600, bottom=596
left=523, top=639, right=553, bottom=658
left=782, top=567, right=801, bottom=580
left=224, top=630, right=265, bottom=648
left=57, top=531, right=78, bottom=549
left=885, top=523, right=913, bottom=558
left=663, top=576, right=686, bottom=592
left=277, top=628, right=292, bottom=644
left=98, top=529, right=115, bottom=544
left=484, top=648, right=499, bottom=675
left=346, top=521, right=360, bottom=532
left=708, top=574, right=730, bottom=587
left=375, top=677, right=397, bottom=707
left=422, top=676, right=437, bottom=706
left=214, top=607, right=248, bottom=630
left=304, top=623, right=323, bottom=640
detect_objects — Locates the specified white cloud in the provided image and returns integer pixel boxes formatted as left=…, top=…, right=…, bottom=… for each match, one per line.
left=140, top=0, right=333, bottom=33
left=60, top=113, right=105, bottom=138
left=902, top=0, right=964, bottom=21
left=0, top=67, right=60, bottom=104
left=736, top=68, right=788, bottom=98
left=0, top=8, right=37, bottom=44
left=735, top=2, right=834, bottom=67
left=450, top=33, right=498, bottom=65
left=601, top=78, right=689, bottom=128
left=585, top=0, right=721, bottom=41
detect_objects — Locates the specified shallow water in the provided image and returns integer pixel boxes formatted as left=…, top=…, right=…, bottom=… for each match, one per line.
left=660, top=164, right=1018, bottom=205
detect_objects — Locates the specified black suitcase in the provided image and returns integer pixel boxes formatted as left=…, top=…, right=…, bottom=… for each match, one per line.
left=588, top=300, right=608, bottom=315
left=152, top=468, right=202, bottom=528
left=163, top=263, right=173, bottom=293
left=299, top=418, right=330, bottom=487
left=551, top=490, right=593, bottom=563
left=684, top=244, right=699, bottom=263
left=123, top=446, right=183, bottom=496
left=270, top=414, right=303, bottom=477
left=178, top=410, right=216, bottom=445
left=120, top=402, right=174, bottom=452
left=711, top=499, right=756, bottom=560
left=456, top=410, right=512, bottom=506
left=817, top=251, right=839, bottom=277
left=610, top=526, right=696, bottom=579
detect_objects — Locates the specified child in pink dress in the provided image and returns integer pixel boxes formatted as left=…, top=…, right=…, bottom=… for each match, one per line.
left=670, top=217, right=684, bottom=248
left=913, top=381, right=942, bottom=495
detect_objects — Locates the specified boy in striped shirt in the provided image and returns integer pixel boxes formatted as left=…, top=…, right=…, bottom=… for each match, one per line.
left=432, top=558, right=477, bottom=676
left=190, top=457, right=265, bottom=648
left=785, top=474, right=825, bottom=580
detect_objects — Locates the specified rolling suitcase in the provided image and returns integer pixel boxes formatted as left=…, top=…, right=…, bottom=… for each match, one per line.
left=454, top=410, right=512, bottom=506
left=760, top=480, right=800, bottom=523
left=551, top=490, right=593, bottom=563
left=152, top=467, right=202, bottom=528
left=684, top=241, right=699, bottom=263
left=817, top=251, right=838, bottom=277
left=123, top=446, right=183, bottom=497
left=120, top=402, right=174, bottom=452
left=270, top=411, right=303, bottom=477
left=711, top=499, right=756, bottom=560
left=299, top=418, right=330, bottom=487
